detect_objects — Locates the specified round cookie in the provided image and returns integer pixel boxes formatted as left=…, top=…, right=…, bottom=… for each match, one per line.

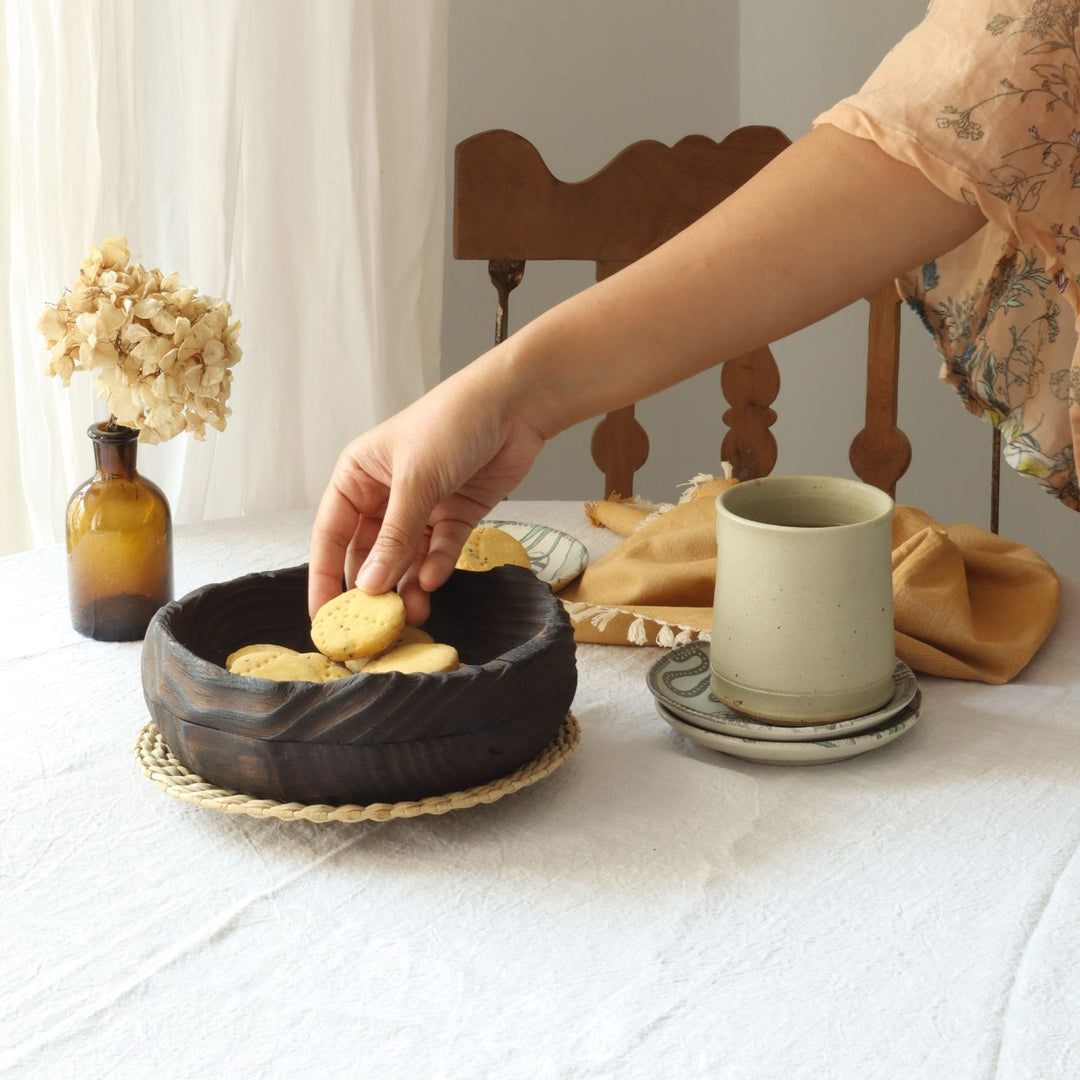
left=226, top=643, right=292, bottom=670
left=311, top=587, right=406, bottom=662
left=361, top=642, right=460, bottom=675
left=455, top=526, right=532, bottom=572
left=341, top=625, right=436, bottom=672
left=232, top=650, right=352, bottom=683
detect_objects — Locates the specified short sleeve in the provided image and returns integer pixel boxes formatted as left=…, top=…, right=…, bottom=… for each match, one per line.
left=816, top=0, right=1080, bottom=274
left=816, top=0, right=1080, bottom=513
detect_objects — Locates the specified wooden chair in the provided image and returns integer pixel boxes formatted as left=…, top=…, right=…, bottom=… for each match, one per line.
left=453, top=127, right=1002, bottom=530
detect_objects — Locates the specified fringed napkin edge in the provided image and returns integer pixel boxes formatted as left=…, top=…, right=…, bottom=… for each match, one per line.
left=562, top=600, right=711, bottom=647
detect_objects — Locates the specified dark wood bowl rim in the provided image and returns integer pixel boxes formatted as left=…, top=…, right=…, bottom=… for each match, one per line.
left=145, top=563, right=573, bottom=742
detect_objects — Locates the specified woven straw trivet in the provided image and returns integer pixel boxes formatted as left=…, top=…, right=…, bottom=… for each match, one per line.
left=134, top=713, right=580, bottom=823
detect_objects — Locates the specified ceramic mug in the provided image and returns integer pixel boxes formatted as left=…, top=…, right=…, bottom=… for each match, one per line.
left=710, top=475, right=895, bottom=724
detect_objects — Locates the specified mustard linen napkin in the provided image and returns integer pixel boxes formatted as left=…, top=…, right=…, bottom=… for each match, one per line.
left=890, top=507, right=1060, bottom=683
left=560, top=478, right=1061, bottom=684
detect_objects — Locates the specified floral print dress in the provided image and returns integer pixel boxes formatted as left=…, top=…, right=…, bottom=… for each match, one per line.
left=816, top=0, right=1080, bottom=510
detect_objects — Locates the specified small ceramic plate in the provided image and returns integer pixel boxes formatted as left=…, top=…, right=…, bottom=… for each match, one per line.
left=656, top=692, right=922, bottom=766
left=487, top=520, right=589, bottom=592
left=647, top=642, right=918, bottom=741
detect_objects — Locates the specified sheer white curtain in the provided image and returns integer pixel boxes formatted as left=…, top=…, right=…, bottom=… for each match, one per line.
left=0, top=0, right=448, bottom=555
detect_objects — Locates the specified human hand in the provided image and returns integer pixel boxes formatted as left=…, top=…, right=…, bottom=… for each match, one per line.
left=307, top=366, right=545, bottom=624
left=310, top=126, right=988, bottom=625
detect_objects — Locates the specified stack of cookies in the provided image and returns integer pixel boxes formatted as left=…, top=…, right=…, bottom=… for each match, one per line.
left=225, top=525, right=533, bottom=684
left=225, top=587, right=460, bottom=683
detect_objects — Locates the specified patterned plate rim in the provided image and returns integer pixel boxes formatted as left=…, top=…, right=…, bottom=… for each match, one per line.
left=486, top=520, right=589, bottom=592
left=655, top=697, right=922, bottom=763
left=647, top=641, right=918, bottom=740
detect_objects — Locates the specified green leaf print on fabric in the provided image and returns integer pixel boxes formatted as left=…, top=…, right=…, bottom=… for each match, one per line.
left=904, top=240, right=1079, bottom=508
left=818, top=0, right=1080, bottom=514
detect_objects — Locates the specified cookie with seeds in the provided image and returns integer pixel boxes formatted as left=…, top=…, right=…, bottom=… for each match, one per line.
left=231, top=650, right=352, bottom=683
left=311, top=587, right=406, bottom=661
left=455, top=526, right=532, bottom=572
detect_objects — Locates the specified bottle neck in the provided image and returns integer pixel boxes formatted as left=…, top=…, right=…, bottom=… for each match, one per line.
left=89, top=423, right=139, bottom=480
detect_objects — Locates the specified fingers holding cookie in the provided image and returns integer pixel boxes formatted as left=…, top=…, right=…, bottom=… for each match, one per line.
left=308, top=446, right=401, bottom=618
left=233, top=585, right=448, bottom=684
left=394, top=528, right=439, bottom=627
left=342, top=515, right=385, bottom=603
left=418, top=516, right=479, bottom=594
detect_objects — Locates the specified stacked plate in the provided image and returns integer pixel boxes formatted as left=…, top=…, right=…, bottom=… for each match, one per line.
left=646, top=642, right=922, bottom=765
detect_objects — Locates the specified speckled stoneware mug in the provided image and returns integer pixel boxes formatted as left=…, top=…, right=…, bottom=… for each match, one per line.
left=710, top=475, right=895, bottom=725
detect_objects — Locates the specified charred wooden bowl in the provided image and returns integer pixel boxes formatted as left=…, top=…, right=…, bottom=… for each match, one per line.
left=141, top=564, right=577, bottom=805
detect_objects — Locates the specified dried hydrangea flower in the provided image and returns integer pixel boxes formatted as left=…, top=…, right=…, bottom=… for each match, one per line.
left=36, top=234, right=242, bottom=442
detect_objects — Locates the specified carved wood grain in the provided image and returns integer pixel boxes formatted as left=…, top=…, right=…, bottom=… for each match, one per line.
left=141, top=565, right=576, bottom=804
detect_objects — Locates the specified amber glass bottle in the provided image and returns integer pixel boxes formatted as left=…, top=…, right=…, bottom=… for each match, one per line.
left=66, top=422, right=173, bottom=641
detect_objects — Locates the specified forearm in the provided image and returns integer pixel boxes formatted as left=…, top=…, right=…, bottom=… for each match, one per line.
left=309, top=124, right=988, bottom=614
left=479, top=124, right=986, bottom=439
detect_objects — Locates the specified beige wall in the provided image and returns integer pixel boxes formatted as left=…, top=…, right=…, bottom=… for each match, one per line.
left=443, top=0, right=740, bottom=501
left=443, top=0, right=1080, bottom=576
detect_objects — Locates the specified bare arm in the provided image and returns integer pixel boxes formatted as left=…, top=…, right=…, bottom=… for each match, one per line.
left=497, top=123, right=983, bottom=435
left=308, top=124, right=985, bottom=619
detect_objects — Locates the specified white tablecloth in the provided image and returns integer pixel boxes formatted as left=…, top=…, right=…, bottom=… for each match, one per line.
left=3, top=501, right=1079, bottom=1080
